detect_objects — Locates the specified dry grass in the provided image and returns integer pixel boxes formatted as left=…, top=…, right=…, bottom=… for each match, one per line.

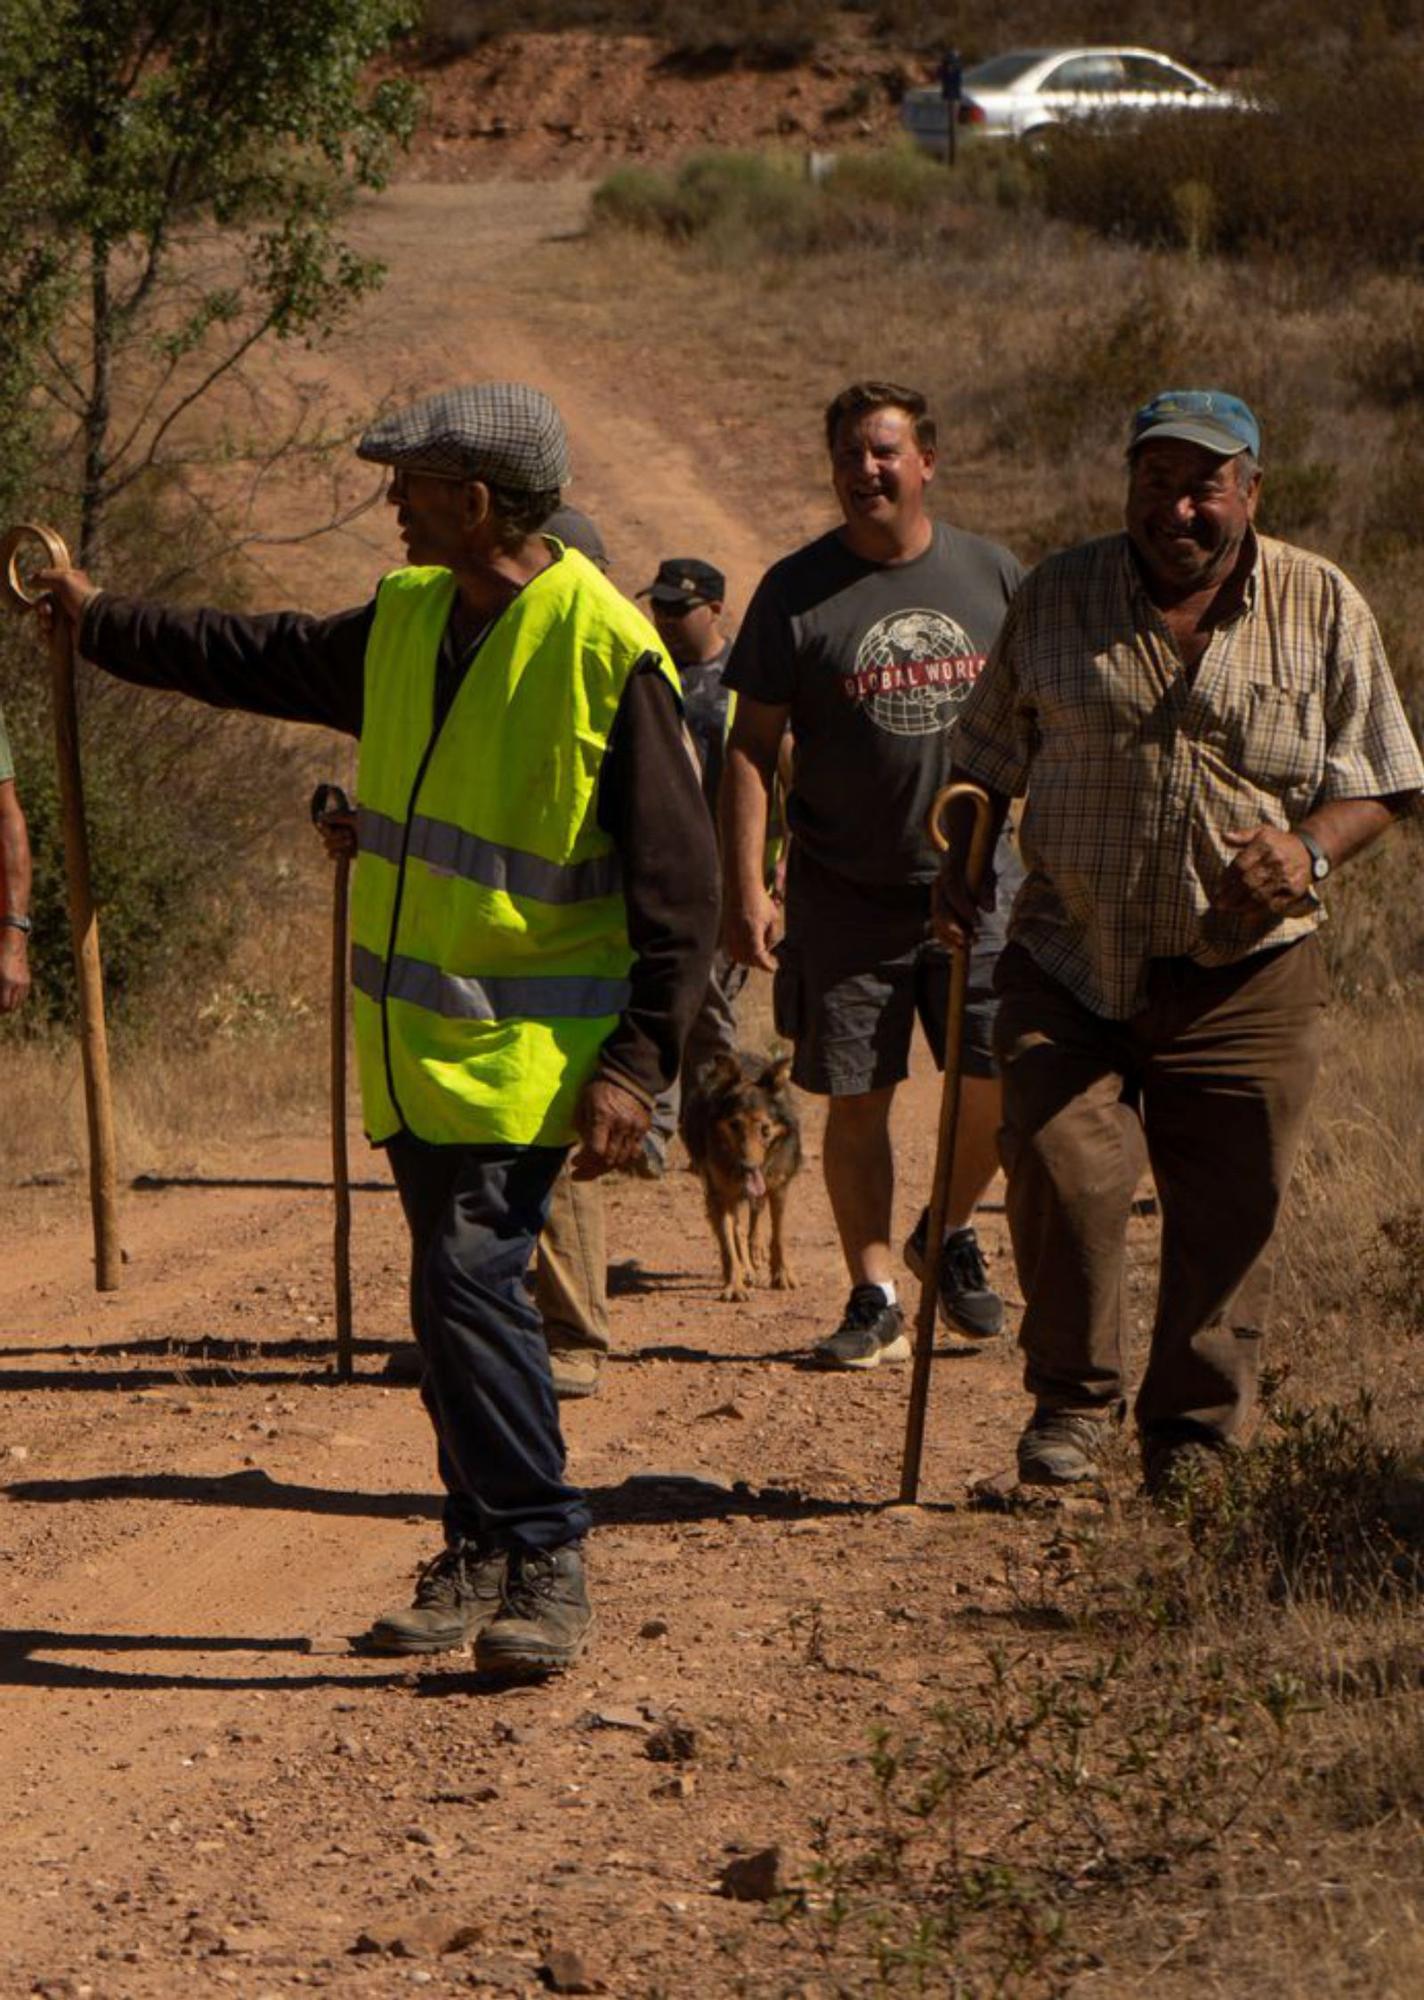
left=0, top=848, right=337, bottom=1182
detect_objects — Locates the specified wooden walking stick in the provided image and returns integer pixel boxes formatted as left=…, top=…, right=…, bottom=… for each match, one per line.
left=1, top=523, right=121, bottom=1291
left=899, top=781, right=995, bottom=1504
left=311, top=783, right=355, bottom=1381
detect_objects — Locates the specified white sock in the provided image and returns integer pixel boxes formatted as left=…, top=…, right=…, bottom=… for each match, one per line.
left=871, top=1280, right=897, bottom=1307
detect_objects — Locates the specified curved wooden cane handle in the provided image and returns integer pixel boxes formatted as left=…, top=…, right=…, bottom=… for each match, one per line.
left=926, top=780, right=995, bottom=890
left=0, top=522, right=72, bottom=609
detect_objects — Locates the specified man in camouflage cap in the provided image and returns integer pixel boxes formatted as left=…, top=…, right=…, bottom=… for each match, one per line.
left=39, top=381, right=719, bottom=1677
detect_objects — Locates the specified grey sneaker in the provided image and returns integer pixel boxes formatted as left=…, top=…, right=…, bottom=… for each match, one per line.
left=813, top=1285, right=910, bottom=1371
left=1017, top=1412, right=1107, bottom=1486
left=475, top=1543, right=593, bottom=1677
left=904, top=1212, right=1005, bottom=1339
left=367, top=1541, right=506, bottom=1654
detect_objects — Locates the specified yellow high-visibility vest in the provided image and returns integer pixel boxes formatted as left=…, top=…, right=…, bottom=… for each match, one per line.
left=350, top=549, right=679, bottom=1148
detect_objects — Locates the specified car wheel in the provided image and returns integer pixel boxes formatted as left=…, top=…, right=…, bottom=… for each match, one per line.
left=1018, top=125, right=1056, bottom=160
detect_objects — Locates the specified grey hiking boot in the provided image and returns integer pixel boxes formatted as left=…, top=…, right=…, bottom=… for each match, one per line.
left=1017, top=1411, right=1107, bottom=1486
left=367, top=1541, right=506, bottom=1654
left=904, top=1212, right=1005, bottom=1339
left=813, top=1284, right=910, bottom=1370
left=545, top=1345, right=603, bottom=1401
left=475, top=1542, right=593, bottom=1678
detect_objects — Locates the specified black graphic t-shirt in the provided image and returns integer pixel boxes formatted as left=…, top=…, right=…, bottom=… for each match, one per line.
left=724, top=521, right=1024, bottom=885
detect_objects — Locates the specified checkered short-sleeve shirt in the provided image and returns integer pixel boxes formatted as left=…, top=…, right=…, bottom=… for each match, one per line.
left=952, top=532, right=1424, bottom=1018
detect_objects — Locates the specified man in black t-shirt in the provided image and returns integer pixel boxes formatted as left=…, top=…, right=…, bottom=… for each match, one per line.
left=721, top=380, right=1024, bottom=1369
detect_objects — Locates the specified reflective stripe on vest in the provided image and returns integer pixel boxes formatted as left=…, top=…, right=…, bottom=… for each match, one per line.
left=357, top=805, right=623, bottom=905
left=351, top=944, right=631, bottom=1023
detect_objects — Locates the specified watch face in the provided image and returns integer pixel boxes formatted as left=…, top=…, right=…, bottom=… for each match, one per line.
left=1313, top=855, right=1330, bottom=880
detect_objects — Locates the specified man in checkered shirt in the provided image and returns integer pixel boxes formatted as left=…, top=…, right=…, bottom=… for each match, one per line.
left=937, top=390, right=1424, bottom=1498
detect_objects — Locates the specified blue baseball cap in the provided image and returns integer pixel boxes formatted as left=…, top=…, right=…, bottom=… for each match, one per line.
left=1129, top=390, right=1260, bottom=460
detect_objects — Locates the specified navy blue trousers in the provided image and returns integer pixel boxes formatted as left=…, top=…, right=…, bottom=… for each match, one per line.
left=386, top=1135, right=592, bottom=1553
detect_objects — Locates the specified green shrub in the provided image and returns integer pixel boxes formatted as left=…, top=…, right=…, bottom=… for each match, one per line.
left=784, top=1641, right=1294, bottom=1991
left=1364, top=1204, right=1424, bottom=1337
left=1038, top=57, right=1424, bottom=275
left=593, top=150, right=825, bottom=258
left=821, top=141, right=949, bottom=211
left=1168, top=1398, right=1413, bottom=1614
left=594, top=140, right=995, bottom=268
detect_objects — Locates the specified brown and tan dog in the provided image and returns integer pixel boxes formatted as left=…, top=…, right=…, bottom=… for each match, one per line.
left=681, top=1051, right=802, bottom=1302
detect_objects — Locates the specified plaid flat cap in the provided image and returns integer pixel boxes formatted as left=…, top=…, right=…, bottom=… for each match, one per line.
left=356, top=382, right=571, bottom=493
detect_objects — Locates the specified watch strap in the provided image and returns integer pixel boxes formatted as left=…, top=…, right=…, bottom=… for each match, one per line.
left=1, top=913, right=32, bottom=935
left=1295, top=827, right=1330, bottom=881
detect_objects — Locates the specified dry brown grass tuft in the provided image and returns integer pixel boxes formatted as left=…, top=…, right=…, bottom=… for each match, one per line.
left=0, top=842, right=338, bottom=1181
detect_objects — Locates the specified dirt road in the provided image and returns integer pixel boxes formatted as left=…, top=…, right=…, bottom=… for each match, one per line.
left=1, top=183, right=1079, bottom=1999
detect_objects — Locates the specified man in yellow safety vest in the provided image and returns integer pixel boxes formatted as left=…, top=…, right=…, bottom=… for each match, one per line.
left=39, top=381, right=719, bottom=1677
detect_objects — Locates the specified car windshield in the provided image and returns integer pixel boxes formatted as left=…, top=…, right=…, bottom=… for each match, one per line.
left=963, top=52, right=1050, bottom=90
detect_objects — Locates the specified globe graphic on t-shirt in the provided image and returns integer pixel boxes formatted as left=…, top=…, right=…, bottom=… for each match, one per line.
left=854, top=608, right=980, bottom=736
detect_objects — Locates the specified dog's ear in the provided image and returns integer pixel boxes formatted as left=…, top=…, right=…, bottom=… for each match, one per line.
left=698, top=1053, right=743, bottom=1095
left=759, top=1053, right=793, bottom=1094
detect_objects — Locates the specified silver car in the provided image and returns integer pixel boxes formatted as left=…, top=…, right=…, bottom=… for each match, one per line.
left=901, top=47, right=1242, bottom=152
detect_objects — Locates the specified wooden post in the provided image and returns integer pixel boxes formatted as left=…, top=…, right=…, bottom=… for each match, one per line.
left=898, top=782, right=994, bottom=1504
left=1, top=522, right=121, bottom=1290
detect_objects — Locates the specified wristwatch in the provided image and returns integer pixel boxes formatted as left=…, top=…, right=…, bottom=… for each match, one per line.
left=0, top=913, right=32, bottom=935
left=1295, top=828, right=1331, bottom=884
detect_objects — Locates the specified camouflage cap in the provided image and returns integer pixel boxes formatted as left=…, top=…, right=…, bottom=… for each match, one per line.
left=357, top=381, right=572, bottom=492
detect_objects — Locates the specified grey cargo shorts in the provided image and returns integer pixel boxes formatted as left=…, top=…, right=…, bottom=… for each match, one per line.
left=773, top=842, right=1018, bottom=1098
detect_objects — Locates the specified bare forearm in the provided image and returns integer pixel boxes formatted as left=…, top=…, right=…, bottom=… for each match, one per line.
left=1217, top=793, right=1411, bottom=917
left=1300, top=796, right=1404, bottom=868
left=720, top=744, right=774, bottom=906
left=0, top=791, right=30, bottom=917
left=0, top=786, right=32, bottom=1012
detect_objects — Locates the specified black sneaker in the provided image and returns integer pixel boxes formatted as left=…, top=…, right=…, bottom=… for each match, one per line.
left=367, top=1540, right=506, bottom=1654
left=813, top=1285, right=910, bottom=1371
left=904, top=1212, right=1005, bottom=1339
left=475, top=1542, right=593, bottom=1678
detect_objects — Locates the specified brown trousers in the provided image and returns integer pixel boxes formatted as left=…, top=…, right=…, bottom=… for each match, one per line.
left=533, top=1163, right=610, bottom=1356
left=993, top=937, right=1327, bottom=1445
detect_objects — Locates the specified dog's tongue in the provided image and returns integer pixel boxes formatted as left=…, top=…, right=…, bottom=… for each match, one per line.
left=746, top=1167, right=767, bottom=1200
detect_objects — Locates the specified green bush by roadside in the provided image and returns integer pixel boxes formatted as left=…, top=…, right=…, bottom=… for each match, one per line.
left=1038, top=57, right=1424, bottom=275
left=591, top=141, right=981, bottom=264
